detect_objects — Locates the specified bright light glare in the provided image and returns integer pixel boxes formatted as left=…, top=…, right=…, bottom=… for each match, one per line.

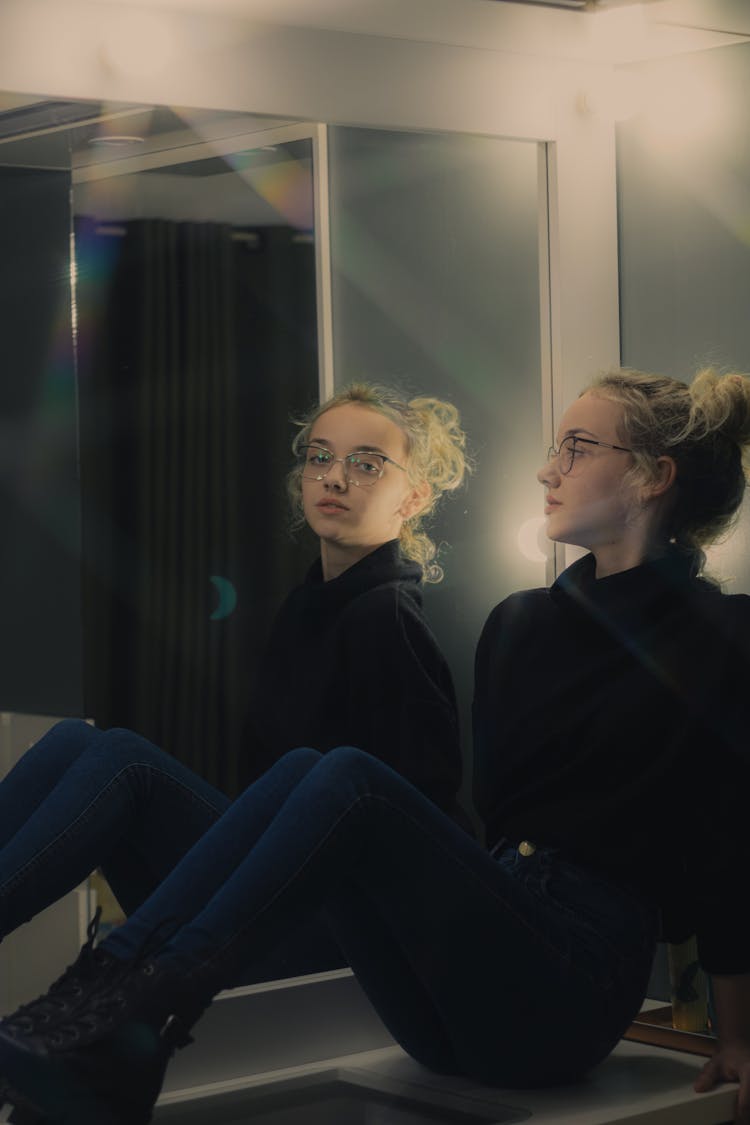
left=704, top=511, right=750, bottom=592
left=517, top=517, right=550, bottom=564
left=99, top=11, right=176, bottom=78
left=69, top=231, right=78, bottom=348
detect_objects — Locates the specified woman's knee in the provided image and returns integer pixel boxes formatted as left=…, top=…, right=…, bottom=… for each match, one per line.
left=320, top=745, right=384, bottom=780
left=308, top=747, right=396, bottom=799
left=98, top=728, right=172, bottom=768
left=45, top=717, right=98, bottom=745
left=275, top=747, right=325, bottom=774
left=259, top=747, right=379, bottom=796
left=32, top=728, right=170, bottom=794
left=324, top=745, right=371, bottom=768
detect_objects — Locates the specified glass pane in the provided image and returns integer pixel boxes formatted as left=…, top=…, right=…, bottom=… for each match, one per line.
left=328, top=127, right=545, bottom=754
left=0, top=96, right=321, bottom=794
left=71, top=119, right=320, bottom=792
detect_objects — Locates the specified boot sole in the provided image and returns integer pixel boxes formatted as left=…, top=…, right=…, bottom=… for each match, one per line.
left=0, top=1040, right=135, bottom=1125
left=0, top=1079, right=126, bottom=1125
left=1, top=1082, right=51, bottom=1124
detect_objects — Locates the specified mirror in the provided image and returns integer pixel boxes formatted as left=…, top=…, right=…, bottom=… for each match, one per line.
left=0, top=92, right=546, bottom=782
left=0, top=91, right=546, bottom=985
left=325, top=125, right=545, bottom=756
left=0, top=99, right=322, bottom=793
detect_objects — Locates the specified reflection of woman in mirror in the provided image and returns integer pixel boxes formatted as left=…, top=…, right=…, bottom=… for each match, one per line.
left=0, top=383, right=471, bottom=973
left=3, top=368, right=750, bottom=1125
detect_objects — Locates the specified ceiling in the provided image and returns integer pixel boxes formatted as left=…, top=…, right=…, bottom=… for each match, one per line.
left=76, top=0, right=750, bottom=48
left=0, top=0, right=744, bottom=107
left=0, top=0, right=748, bottom=139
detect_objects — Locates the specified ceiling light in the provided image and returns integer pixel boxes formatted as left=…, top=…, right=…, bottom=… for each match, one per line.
left=88, top=136, right=145, bottom=147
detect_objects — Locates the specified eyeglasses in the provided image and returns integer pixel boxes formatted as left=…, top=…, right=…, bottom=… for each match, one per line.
left=546, top=435, right=633, bottom=475
left=298, top=444, right=406, bottom=487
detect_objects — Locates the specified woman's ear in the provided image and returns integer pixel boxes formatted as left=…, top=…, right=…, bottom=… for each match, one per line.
left=643, top=455, right=677, bottom=501
left=399, top=481, right=431, bottom=521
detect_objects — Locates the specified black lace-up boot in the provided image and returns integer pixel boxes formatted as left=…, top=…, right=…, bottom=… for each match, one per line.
left=0, top=909, right=117, bottom=1045
left=0, top=920, right=210, bottom=1125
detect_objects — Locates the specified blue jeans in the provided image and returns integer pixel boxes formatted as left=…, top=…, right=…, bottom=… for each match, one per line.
left=0, top=720, right=345, bottom=981
left=103, top=746, right=658, bottom=1088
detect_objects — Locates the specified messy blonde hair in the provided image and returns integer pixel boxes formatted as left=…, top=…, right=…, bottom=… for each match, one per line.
left=588, top=367, right=750, bottom=574
left=287, top=383, right=469, bottom=582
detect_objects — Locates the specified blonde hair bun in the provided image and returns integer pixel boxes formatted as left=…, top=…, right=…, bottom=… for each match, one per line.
left=688, top=368, right=750, bottom=454
left=588, top=366, right=750, bottom=575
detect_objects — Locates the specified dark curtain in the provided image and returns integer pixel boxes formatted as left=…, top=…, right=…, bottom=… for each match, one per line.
left=77, top=218, right=317, bottom=794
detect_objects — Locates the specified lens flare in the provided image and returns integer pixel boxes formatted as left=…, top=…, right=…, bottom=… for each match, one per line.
left=225, top=151, right=314, bottom=231
left=517, top=517, right=549, bottom=564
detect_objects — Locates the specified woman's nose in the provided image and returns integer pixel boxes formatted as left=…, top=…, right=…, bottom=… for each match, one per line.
left=324, top=460, right=349, bottom=490
left=537, top=455, right=559, bottom=487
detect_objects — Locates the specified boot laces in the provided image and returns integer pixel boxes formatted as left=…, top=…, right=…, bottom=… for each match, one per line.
left=1, top=908, right=118, bottom=1040
left=30, top=915, right=183, bottom=1050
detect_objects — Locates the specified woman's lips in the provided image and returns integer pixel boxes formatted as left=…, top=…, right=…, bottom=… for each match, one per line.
left=316, top=500, right=349, bottom=514
left=544, top=497, right=561, bottom=514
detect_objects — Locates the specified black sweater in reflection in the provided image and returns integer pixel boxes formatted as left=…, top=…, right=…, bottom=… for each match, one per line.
left=243, top=540, right=468, bottom=829
left=473, top=550, right=750, bottom=974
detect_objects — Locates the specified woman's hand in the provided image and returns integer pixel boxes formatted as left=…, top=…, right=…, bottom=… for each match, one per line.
left=694, top=1042, right=750, bottom=1124
left=695, top=974, right=750, bottom=1123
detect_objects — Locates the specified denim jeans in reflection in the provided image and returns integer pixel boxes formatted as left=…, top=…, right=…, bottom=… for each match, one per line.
left=0, top=719, right=345, bottom=982
left=103, top=746, right=658, bottom=1088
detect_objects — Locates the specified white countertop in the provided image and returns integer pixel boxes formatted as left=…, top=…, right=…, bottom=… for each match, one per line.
left=347, top=1040, right=734, bottom=1125
left=158, top=1038, right=736, bottom=1124
left=156, top=972, right=736, bottom=1124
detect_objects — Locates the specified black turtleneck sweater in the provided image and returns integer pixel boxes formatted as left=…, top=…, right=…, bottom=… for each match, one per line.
left=242, top=540, right=468, bottom=828
left=473, top=550, right=750, bottom=975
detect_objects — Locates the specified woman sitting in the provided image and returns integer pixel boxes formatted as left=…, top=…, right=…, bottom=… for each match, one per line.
left=1, top=368, right=748, bottom=1125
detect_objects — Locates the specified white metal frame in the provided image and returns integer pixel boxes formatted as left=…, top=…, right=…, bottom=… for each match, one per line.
left=310, top=123, right=334, bottom=401
left=537, top=142, right=560, bottom=587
